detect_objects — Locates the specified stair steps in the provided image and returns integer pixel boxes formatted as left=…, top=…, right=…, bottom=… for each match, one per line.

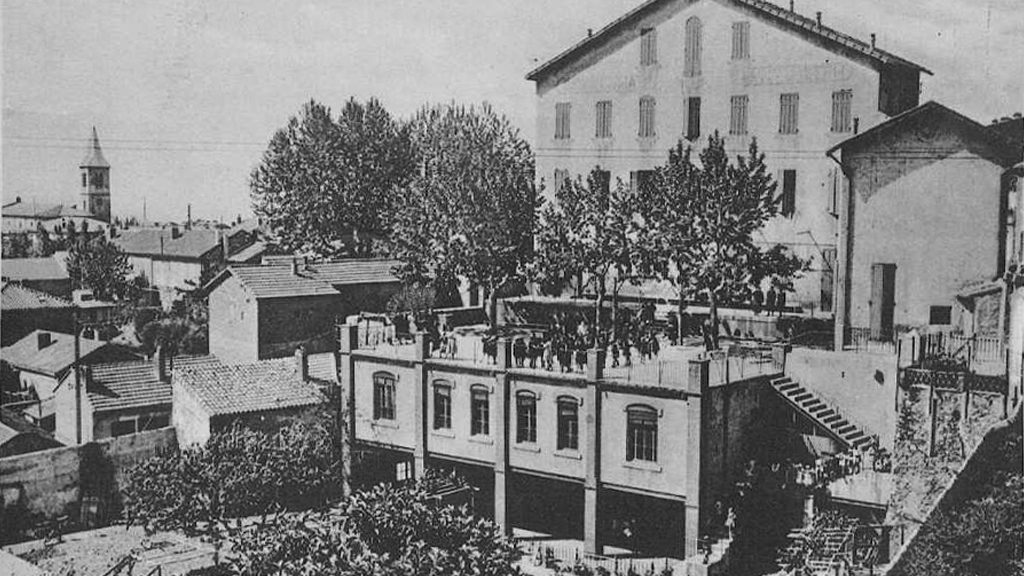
left=769, top=377, right=878, bottom=452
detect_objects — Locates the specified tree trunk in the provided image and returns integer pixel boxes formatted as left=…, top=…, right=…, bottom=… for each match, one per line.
left=678, top=290, right=686, bottom=345
left=487, top=276, right=510, bottom=329
left=595, top=275, right=606, bottom=347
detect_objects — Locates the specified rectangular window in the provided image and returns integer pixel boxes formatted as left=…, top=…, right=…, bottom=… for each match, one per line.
left=779, top=93, right=800, bottom=134
left=396, top=460, right=413, bottom=482
left=831, top=89, right=853, bottom=133
left=471, top=387, right=490, bottom=436
left=630, top=170, right=655, bottom=194
left=731, top=22, right=750, bottom=60
left=516, top=393, right=537, bottom=444
left=820, top=248, right=836, bottom=313
left=557, top=400, right=579, bottom=450
left=555, top=102, right=572, bottom=139
left=780, top=169, right=797, bottom=217
left=433, top=384, right=452, bottom=430
left=626, top=408, right=658, bottom=462
left=111, top=419, right=137, bottom=437
left=729, top=95, right=749, bottom=135
left=143, top=415, right=170, bottom=430
left=686, top=97, right=701, bottom=141
left=640, top=27, right=657, bottom=65
left=373, top=373, right=396, bottom=420
left=596, top=101, right=613, bottom=138
left=594, top=170, right=611, bottom=196
left=639, top=97, right=656, bottom=138
left=929, top=306, right=952, bottom=325
left=554, top=168, right=570, bottom=193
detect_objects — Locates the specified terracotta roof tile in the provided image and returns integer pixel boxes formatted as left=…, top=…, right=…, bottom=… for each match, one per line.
left=84, top=360, right=172, bottom=413
left=1, top=283, right=74, bottom=311
left=1, top=257, right=68, bottom=282
left=224, top=259, right=400, bottom=299
left=174, top=356, right=326, bottom=416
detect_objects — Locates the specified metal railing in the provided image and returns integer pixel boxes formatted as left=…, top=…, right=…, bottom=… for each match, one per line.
left=519, top=540, right=674, bottom=576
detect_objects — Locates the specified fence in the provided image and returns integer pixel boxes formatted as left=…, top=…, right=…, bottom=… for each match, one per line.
left=518, top=540, right=675, bottom=576
left=916, top=332, right=1005, bottom=373
left=706, top=344, right=783, bottom=387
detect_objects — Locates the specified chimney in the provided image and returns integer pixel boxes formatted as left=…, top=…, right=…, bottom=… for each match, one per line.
left=37, top=331, right=52, bottom=350
left=295, top=345, right=309, bottom=382
left=219, top=229, right=230, bottom=262
left=292, top=257, right=301, bottom=276
left=815, top=11, right=821, bottom=25
left=186, top=204, right=192, bottom=231
left=15, top=196, right=21, bottom=203
left=870, top=34, right=876, bottom=49
left=154, top=345, right=168, bottom=382
left=853, top=117, right=860, bottom=134
left=587, top=28, right=593, bottom=37
left=789, top=0, right=794, bottom=12
left=170, top=225, right=182, bottom=240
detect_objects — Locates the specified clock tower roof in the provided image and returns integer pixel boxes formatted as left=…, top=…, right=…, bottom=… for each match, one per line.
left=80, top=126, right=110, bottom=169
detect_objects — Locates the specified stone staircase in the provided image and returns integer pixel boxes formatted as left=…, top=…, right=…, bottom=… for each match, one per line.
left=769, top=376, right=878, bottom=452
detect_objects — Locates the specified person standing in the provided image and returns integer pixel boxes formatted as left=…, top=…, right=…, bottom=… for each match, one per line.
left=766, top=287, right=777, bottom=317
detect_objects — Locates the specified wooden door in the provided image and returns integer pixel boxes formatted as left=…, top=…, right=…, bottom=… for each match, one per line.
left=870, top=263, right=896, bottom=341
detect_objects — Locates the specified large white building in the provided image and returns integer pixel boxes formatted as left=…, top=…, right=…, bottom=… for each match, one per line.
left=527, top=0, right=930, bottom=313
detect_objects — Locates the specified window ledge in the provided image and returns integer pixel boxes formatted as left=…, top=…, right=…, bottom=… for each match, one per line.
left=469, top=435, right=494, bottom=445
left=370, top=419, right=399, bottom=429
left=554, top=449, right=582, bottom=460
left=430, top=429, right=455, bottom=438
left=623, top=460, right=662, bottom=473
left=513, top=442, right=541, bottom=453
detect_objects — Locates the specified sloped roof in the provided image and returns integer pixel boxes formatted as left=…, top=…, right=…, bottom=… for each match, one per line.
left=1, top=330, right=132, bottom=377
left=1, top=282, right=74, bottom=311
left=174, top=356, right=326, bottom=416
left=83, top=360, right=172, bottom=412
left=2, top=256, right=68, bottom=281
left=213, top=259, right=401, bottom=299
left=227, top=241, right=266, bottom=263
left=81, top=127, right=110, bottom=168
left=0, top=407, right=60, bottom=448
left=828, top=101, right=1022, bottom=167
left=2, top=201, right=64, bottom=219
left=526, top=0, right=931, bottom=82
left=114, top=228, right=221, bottom=260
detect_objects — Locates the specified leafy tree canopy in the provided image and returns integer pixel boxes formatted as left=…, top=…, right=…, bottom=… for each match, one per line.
left=65, top=234, right=138, bottom=301
left=250, top=98, right=414, bottom=258
left=226, top=472, right=522, bottom=576
left=640, top=133, right=806, bottom=347
left=388, top=102, right=537, bottom=323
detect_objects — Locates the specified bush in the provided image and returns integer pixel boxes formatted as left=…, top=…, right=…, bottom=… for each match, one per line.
left=121, top=420, right=343, bottom=537
left=226, top=471, right=522, bottom=576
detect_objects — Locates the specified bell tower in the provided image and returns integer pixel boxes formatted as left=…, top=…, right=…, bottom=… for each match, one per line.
left=80, top=127, right=111, bottom=223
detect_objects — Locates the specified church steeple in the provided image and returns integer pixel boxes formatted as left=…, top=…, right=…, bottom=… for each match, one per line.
left=80, top=127, right=111, bottom=222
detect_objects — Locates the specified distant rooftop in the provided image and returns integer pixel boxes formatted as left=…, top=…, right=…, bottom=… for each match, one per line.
left=1, top=282, right=73, bottom=311
left=174, top=354, right=329, bottom=416
left=2, top=330, right=115, bottom=378
left=1, top=256, right=68, bottom=282
left=209, top=258, right=401, bottom=299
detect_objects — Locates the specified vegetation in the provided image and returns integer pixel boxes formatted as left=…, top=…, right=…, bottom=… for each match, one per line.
left=250, top=98, right=414, bottom=257
left=65, top=233, right=139, bottom=301
left=890, top=409, right=1022, bottom=576
left=121, top=420, right=343, bottom=546
left=388, top=103, right=537, bottom=322
left=534, top=169, right=640, bottom=338
left=225, top=472, right=522, bottom=576
left=134, top=296, right=209, bottom=356
left=639, top=134, right=805, bottom=347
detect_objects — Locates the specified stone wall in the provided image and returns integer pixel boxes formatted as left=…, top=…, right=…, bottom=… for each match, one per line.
left=0, top=427, right=177, bottom=539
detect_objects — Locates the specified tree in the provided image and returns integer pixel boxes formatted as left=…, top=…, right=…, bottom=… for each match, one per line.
left=226, top=472, right=522, bottom=576
left=534, top=169, right=640, bottom=341
left=641, top=134, right=805, bottom=348
left=389, top=103, right=537, bottom=325
left=65, top=234, right=137, bottom=301
left=386, top=283, right=437, bottom=329
left=250, top=98, right=414, bottom=257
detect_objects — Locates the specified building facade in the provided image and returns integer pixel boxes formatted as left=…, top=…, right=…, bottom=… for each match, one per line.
left=339, top=326, right=781, bottom=558
left=829, top=102, right=1022, bottom=345
left=528, top=0, right=929, bottom=313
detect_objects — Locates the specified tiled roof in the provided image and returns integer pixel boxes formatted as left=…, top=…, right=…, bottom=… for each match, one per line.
left=227, top=241, right=266, bottom=263
left=1, top=256, right=68, bottom=282
left=526, top=0, right=930, bottom=81
left=2, top=201, right=63, bottom=219
left=307, top=352, right=337, bottom=383
left=174, top=356, right=326, bottom=416
left=84, top=360, right=172, bottom=413
left=221, top=259, right=401, bottom=299
left=0, top=407, right=59, bottom=447
left=114, top=228, right=222, bottom=260
left=1, top=282, right=74, bottom=311
left=2, top=330, right=105, bottom=377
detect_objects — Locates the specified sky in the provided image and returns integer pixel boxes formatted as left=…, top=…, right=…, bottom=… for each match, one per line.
left=2, top=0, right=1021, bottom=223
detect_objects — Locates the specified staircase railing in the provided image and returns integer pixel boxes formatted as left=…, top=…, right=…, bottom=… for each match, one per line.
left=773, top=378, right=879, bottom=450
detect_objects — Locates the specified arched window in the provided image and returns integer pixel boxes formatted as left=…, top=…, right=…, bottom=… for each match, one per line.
left=684, top=17, right=703, bottom=77
left=373, top=372, right=396, bottom=420
left=471, top=385, right=490, bottom=436
left=557, top=396, right=580, bottom=450
left=433, top=380, right=452, bottom=430
left=516, top=391, right=538, bottom=444
left=626, top=404, right=659, bottom=462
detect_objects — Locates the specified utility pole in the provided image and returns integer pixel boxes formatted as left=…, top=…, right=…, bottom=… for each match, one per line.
left=74, top=309, right=82, bottom=445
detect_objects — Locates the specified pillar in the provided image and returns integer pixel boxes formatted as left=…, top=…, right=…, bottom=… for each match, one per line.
left=684, top=358, right=709, bottom=557
left=338, top=323, right=359, bottom=497
left=413, top=332, right=429, bottom=479
left=802, top=491, right=815, bottom=527
left=494, top=338, right=513, bottom=535
left=583, top=348, right=606, bottom=555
